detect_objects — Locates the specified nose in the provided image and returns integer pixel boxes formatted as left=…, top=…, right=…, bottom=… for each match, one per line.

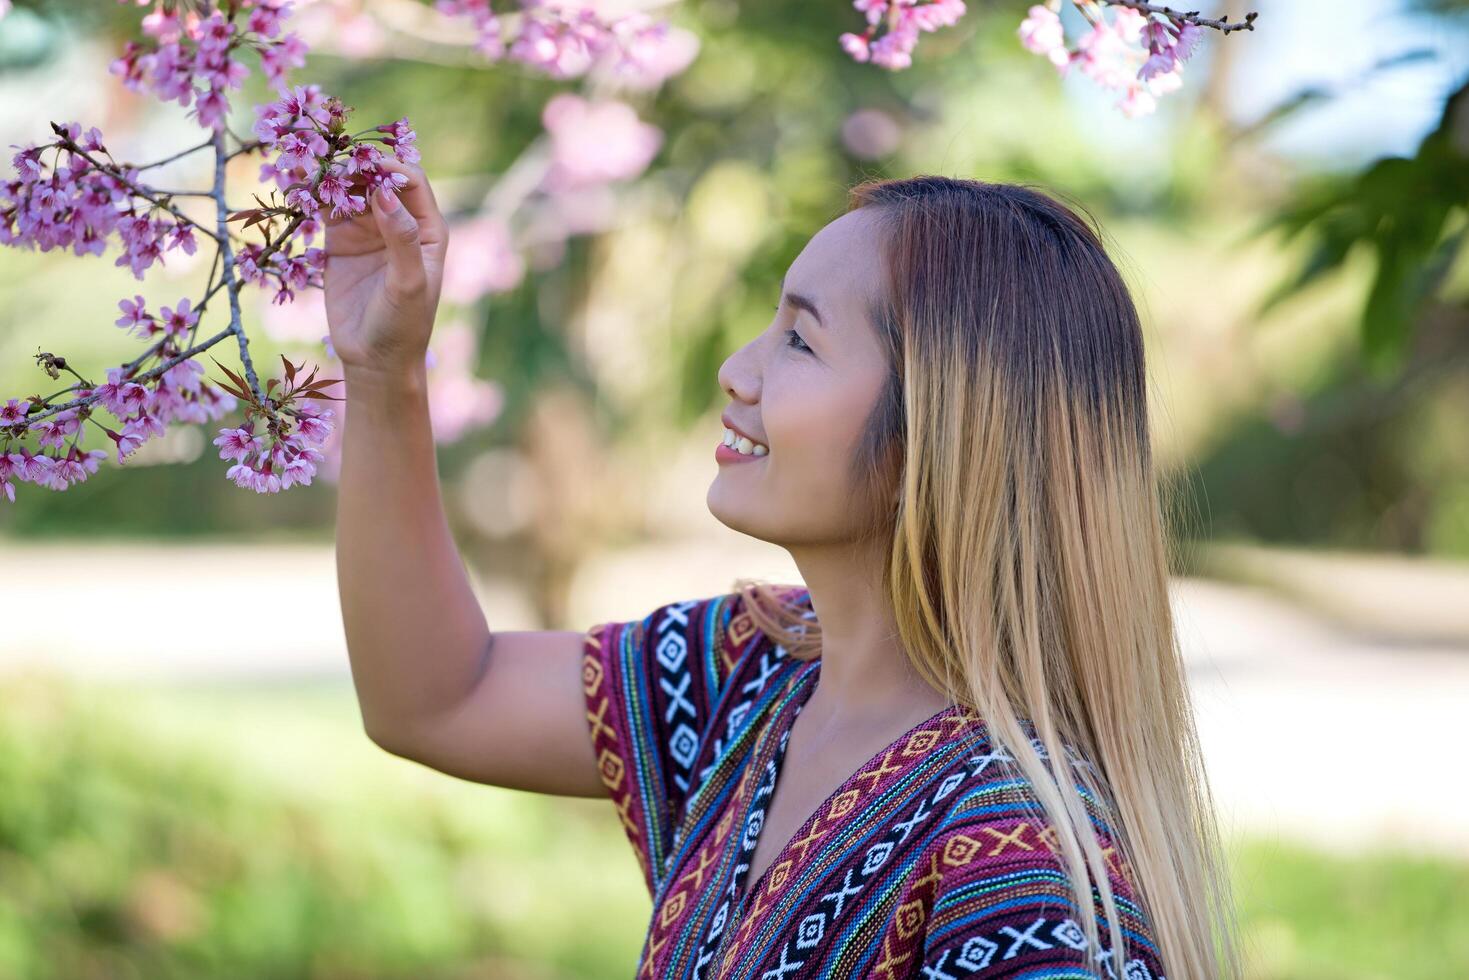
left=717, top=333, right=762, bottom=406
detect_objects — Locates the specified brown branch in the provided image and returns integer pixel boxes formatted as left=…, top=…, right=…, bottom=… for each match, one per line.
left=126, top=136, right=215, bottom=172
left=1099, top=0, right=1259, bottom=33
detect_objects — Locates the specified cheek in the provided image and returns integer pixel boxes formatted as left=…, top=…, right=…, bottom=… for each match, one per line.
left=763, top=371, right=866, bottom=480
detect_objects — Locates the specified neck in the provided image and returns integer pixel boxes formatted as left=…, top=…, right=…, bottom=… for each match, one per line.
left=786, top=541, right=950, bottom=728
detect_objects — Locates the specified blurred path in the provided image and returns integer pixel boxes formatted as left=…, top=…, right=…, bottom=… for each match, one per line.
left=2, top=539, right=1467, bottom=858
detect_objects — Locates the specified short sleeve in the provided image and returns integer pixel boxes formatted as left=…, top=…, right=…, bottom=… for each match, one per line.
left=914, top=774, right=1168, bottom=979
left=581, top=591, right=754, bottom=895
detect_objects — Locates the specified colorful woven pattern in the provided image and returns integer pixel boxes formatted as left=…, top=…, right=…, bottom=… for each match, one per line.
left=581, top=587, right=1168, bottom=979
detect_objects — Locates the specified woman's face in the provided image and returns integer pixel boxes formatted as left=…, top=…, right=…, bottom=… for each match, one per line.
left=709, top=208, right=893, bottom=546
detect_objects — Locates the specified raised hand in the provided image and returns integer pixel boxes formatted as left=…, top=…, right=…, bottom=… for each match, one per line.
left=323, top=158, right=450, bottom=376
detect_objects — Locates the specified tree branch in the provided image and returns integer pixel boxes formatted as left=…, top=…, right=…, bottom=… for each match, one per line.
left=1100, top=0, right=1259, bottom=33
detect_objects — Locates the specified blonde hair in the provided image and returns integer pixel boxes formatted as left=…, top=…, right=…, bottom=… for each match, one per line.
left=731, top=176, right=1240, bottom=978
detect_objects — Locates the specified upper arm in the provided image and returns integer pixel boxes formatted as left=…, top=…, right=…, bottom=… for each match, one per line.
left=370, top=590, right=750, bottom=806
left=370, top=626, right=610, bottom=797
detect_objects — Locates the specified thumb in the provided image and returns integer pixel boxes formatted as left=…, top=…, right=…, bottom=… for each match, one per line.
left=369, top=183, right=426, bottom=297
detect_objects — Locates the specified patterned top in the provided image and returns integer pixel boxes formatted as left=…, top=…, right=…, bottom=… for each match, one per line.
left=581, top=587, right=1168, bottom=979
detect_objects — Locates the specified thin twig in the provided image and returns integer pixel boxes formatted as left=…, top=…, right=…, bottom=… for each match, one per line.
left=211, top=127, right=264, bottom=404
left=21, top=324, right=239, bottom=428
left=126, top=136, right=215, bottom=171
left=225, top=138, right=265, bottom=162
left=1099, top=0, right=1258, bottom=33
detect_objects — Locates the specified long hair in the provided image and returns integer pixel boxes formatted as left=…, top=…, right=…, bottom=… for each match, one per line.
left=731, top=176, right=1240, bottom=978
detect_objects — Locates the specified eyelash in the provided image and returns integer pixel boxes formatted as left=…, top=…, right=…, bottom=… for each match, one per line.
left=776, top=305, right=813, bottom=354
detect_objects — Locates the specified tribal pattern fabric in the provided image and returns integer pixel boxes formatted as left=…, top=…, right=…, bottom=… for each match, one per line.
left=581, top=587, right=1168, bottom=979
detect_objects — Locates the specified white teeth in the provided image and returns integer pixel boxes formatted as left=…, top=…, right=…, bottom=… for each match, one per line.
left=723, top=426, right=769, bottom=456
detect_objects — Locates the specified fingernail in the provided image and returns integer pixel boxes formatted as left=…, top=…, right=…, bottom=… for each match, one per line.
left=377, top=185, right=399, bottom=212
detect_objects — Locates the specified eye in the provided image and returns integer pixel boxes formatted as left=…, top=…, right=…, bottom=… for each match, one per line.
left=784, top=328, right=813, bottom=354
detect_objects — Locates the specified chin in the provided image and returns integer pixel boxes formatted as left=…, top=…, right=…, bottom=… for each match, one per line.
left=707, top=481, right=770, bottom=541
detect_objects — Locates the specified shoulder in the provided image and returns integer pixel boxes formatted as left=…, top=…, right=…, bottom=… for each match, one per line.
left=582, top=584, right=814, bottom=703
left=579, top=587, right=809, bottom=894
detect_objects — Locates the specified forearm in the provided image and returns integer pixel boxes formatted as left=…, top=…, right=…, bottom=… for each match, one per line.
left=334, top=360, right=491, bottom=743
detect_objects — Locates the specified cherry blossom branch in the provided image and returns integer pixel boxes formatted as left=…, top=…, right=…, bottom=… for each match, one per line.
left=1099, top=1, right=1258, bottom=34
left=49, top=124, right=222, bottom=246
left=210, top=126, right=264, bottom=403
left=20, top=131, right=317, bottom=433
left=225, top=138, right=264, bottom=161
left=840, top=0, right=1259, bottom=117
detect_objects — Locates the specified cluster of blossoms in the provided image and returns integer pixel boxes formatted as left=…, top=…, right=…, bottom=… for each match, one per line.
left=210, top=355, right=337, bottom=492
left=0, top=346, right=240, bottom=502
left=841, top=0, right=1255, bottom=116
left=1018, top=1, right=1216, bottom=117
left=110, top=0, right=307, bottom=130
left=1, top=122, right=204, bottom=280
left=240, top=84, right=420, bottom=304
left=839, top=0, right=968, bottom=71
left=434, top=0, right=685, bottom=83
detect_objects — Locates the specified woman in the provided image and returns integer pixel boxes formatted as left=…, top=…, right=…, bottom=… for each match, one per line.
left=330, top=160, right=1240, bottom=979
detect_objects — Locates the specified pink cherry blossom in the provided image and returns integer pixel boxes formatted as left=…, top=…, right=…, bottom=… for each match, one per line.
left=437, top=0, right=685, bottom=83
left=375, top=117, right=421, bottom=165
left=1174, top=22, right=1204, bottom=62
left=31, top=408, right=81, bottom=450
left=541, top=94, right=662, bottom=191
left=260, top=32, right=309, bottom=86
left=158, top=297, right=200, bottom=340
left=1019, top=5, right=1065, bottom=58
left=115, top=295, right=155, bottom=338
left=107, top=419, right=149, bottom=463
left=247, top=2, right=288, bottom=39
left=839, top=32, right=871, bottom=62
left=213, top=424, right=264, bottom=464
left=95, top=368, right=152, bottom=418
left=1, top=398, right=31, bottom=431
left=1006, top=3, right=1248, bottom=116
left=839, top=0, right=967, bottom=71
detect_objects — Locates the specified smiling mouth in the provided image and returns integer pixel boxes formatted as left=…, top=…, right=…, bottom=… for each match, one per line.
left=721, top=427, right=769, bottom=457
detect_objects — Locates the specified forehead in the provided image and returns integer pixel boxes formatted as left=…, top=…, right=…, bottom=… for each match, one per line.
left=784, top=208, right=886, bottom=316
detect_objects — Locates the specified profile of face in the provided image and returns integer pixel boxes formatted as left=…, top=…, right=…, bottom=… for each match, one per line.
left=709, top=207, right=895, bottom=548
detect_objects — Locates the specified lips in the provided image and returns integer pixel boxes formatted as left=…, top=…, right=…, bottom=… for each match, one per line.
left=720, top=412, right=767, bottom=448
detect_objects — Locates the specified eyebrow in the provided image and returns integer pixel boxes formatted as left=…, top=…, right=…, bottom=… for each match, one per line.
left=781, top=276, right=827, bottom=328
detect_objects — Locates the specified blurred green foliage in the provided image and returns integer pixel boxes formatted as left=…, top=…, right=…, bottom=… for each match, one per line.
left=2, top=671, right=1467, bottom=979
left=1251, top=81, right=1468, bottom=376
left=1234, top=839, right=1469, bottom=979
left=0, top=672, right=650, bottom=980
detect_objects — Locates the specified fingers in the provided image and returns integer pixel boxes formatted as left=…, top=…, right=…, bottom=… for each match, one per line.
left=368, top=183, right=427, bottom=298
left=371, top=158, right=444, bottom=232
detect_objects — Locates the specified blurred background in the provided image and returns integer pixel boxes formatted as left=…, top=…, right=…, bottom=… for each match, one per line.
left=2, top=0, right=1468, bottom=976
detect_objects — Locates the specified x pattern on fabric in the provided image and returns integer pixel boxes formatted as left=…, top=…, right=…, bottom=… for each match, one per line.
left=581, top=588, right=1168, bottom=979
